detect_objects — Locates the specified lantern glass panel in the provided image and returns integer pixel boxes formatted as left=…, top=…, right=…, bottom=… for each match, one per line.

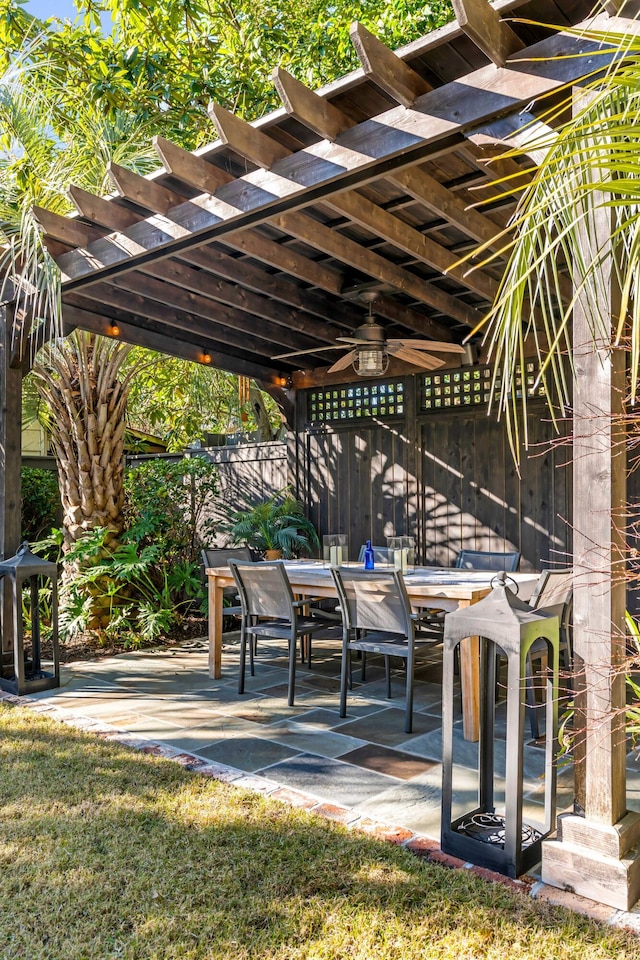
left=386, top=536, right=415, bottom=574
left=323, top=534, right=348, bottom=568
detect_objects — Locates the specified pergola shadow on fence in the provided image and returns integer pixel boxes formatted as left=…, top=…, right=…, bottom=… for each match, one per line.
left=2, top=0, right=640, bottom=908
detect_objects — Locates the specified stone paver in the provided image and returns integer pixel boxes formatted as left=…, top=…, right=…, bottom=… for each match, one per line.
left=8, top=634, right=640, bottom=933
left=261, top=752, right=398, bottom=806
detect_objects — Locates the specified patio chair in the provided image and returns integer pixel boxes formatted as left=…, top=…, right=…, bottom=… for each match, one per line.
left=357, top=544, right=390, bottom=565
left=331, top=567, right=440, bottom=733
left=454, top=549, right=521, bottom=571
left=201, top=546, right=253, bottom=618
left=229, top=559, right=329, bottom=706
left=524, top=568, right=573, bottom=740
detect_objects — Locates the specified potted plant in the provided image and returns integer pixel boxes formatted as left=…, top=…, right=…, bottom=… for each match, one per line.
left=223, top=489, right=320, bottom=560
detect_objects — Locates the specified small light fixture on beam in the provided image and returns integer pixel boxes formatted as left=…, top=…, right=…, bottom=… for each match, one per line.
left=109, top=322, right=120, bottom=337
left=200, top=349, right=212, bottom=365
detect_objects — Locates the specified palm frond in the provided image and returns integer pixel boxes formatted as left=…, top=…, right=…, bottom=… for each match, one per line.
left=455, top=21, right=640, bottom=460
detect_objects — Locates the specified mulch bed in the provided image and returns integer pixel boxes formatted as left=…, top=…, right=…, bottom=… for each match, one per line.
left=41, top=616, right=209, bottom=664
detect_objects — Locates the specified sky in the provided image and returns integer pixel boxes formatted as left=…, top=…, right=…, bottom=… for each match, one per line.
left=26, top=0, right=82, bottom=20
left=25, top=0, right=111, bottom=30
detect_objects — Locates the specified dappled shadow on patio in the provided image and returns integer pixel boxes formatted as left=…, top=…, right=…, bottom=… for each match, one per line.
left=20, top=629, right=606, bottom=846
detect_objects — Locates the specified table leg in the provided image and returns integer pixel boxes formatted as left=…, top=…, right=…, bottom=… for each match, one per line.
left=208, top=577, right=224, bottom=679
left=458, top=597, right=480, bottom=741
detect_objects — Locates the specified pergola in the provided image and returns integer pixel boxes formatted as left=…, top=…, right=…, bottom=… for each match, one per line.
left=2, top=0, right=640, bottom=908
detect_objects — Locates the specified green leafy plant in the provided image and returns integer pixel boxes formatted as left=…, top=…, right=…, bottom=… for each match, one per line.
left=223, top=488, right=320, bottom=558
left=57, top=528, right=201, bottom=646
left=123, top=456, right=218, bottom=565
left=21, top=467, right=60, bottom=545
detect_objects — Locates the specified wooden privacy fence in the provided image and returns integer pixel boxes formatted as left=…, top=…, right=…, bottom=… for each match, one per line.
left=201, top=440, right=288, bottom=536
left=293, top=371, right=574, bottom=572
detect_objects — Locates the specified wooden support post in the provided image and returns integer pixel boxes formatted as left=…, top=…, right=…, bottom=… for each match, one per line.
left=541, top=95, right=640, bottom=910
left=0, top=298, right=23, bottom=673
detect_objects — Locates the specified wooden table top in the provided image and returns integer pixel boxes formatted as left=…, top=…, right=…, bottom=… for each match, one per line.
left=206, top=561, right=538, bottom=603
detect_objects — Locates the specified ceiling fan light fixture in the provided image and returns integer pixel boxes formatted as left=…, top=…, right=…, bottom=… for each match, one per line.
left=355, top=346, right=389, bottom=377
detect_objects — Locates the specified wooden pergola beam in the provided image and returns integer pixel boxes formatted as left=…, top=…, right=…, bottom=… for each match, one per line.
left=212, top=88, right=494, bottom=315
left=349, top=20, right=530, bottom=196
left=210, top=231, right=344, bottom=295
left=62, top=303, right=279, bottom=381
left=274, top=211, right=483, bottom=327
left=107, top=161, right=189, bottom=215
left=138, top=257, right=345, bottom=343
left=452, top=0, right=524, bottom=66
left=32, top=206, right=107, bottom=248
left=208, top=102, right=290, bottom=168
left=153, top=136, right=234, bottom=193
left=389, top=166, right=508, bottom=253
left=64, top=287, right=275, bottom=358
left=69, top=181, right=348, bottom=304
left=178, top=247, right=355, bottom=327
left=272, top=67, right=355, bottom=142
left=268, top=69, right=500, bottom=301
left=324, top=189, right=499, bottom=301
left=67, top=184, right=142, bottom=232
left=207, top=110, right=483, bottom=320
left=70, top=274, right=327, bottom=357
left=53, top=15, right=637, bottom=291
left=350, top=21, right=431, bottom=108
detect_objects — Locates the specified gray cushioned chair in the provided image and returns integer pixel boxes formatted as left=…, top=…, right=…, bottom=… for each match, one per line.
left=331, top=567, right=440, bottom=733
left=229, top=559, right=328, bottom=706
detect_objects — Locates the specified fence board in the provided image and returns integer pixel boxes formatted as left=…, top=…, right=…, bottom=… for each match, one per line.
left=298, top=387, right=574, bottom=570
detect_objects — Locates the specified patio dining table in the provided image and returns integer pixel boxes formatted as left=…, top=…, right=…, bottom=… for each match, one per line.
left=206, top=561, right=538, bottom=742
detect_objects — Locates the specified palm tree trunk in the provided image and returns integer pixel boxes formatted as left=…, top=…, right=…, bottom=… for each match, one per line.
left=31, top=331, right=135, bottom=559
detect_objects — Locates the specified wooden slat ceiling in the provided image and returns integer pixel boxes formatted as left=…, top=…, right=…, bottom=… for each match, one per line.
left=29, top=0, right=634, bottom=390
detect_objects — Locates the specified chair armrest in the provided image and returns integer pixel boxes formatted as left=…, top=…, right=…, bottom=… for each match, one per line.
left=292, top=595, right=325, bottom=608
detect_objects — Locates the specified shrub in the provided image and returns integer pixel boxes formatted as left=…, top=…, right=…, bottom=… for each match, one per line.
left=123, top=456, right=218, bottom=564
left=21, top=467, right=61, bottom=544
left=58, top=528, right=202, bottom=645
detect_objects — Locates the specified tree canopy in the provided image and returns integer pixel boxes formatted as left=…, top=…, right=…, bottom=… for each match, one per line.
left=2, top=0, right=453, bottom=449
left=0, top=0, right=453, bottom=143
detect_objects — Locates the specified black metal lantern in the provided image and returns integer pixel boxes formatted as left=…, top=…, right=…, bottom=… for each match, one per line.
left=441, top=572, right=559, bottom=878
left=0, top=542, right=59, bottom=695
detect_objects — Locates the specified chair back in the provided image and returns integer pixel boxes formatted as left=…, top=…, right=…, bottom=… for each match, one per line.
left=331, top=568, right=412, bottom=636
left=202, top=546, right=253, bottom=570
left=529, top=568, right=573, bottom=628
left=356, top=544, right=391, bottom=564
left=229, top=559, right=293, bottom=621
left=454, top=549, right=520, bottom=572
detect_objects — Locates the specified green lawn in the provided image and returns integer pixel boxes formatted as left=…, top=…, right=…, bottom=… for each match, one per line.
left=0, top=703, right=637, bottom=960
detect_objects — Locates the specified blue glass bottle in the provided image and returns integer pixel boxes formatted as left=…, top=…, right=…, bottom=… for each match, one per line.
left=363, top=539, right=375, bottom=570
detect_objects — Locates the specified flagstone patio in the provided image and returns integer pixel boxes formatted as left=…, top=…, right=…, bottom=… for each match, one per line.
left=22, top=626, right=631, bottom=849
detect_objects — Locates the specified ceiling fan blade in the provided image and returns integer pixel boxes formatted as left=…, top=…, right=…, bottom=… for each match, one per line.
left=271, top=345, right=345, bottom=360
left=387, top=339, right=466, bottom=353
left=327, top=349, right=358, bottom=373
left=390, top=345, right=445, bottom=369
left=336, top=336, right=370, bottom=346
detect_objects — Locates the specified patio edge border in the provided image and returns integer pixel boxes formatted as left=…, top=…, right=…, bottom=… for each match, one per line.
left=4, top=688, right=640, bottom=935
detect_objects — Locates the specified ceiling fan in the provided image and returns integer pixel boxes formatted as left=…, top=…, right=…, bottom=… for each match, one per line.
left=273, top=296, right=466, bottom=377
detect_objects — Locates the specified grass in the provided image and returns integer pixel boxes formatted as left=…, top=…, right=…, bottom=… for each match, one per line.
left=0, top=704, right=637, bottom=960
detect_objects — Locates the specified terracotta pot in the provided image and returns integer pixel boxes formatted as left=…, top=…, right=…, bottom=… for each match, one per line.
left=264, top=549, right=283, bottom=560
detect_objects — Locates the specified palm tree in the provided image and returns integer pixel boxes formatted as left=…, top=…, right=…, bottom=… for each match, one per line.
left=464, top=16, right=640, bottom=455
left=30, top=333, right=137, bottom=552
left=0, top=44, right=160, bottom=553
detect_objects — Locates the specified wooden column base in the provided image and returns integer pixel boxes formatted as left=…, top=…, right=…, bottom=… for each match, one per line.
left=542, top=813, right=640, bottom=910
